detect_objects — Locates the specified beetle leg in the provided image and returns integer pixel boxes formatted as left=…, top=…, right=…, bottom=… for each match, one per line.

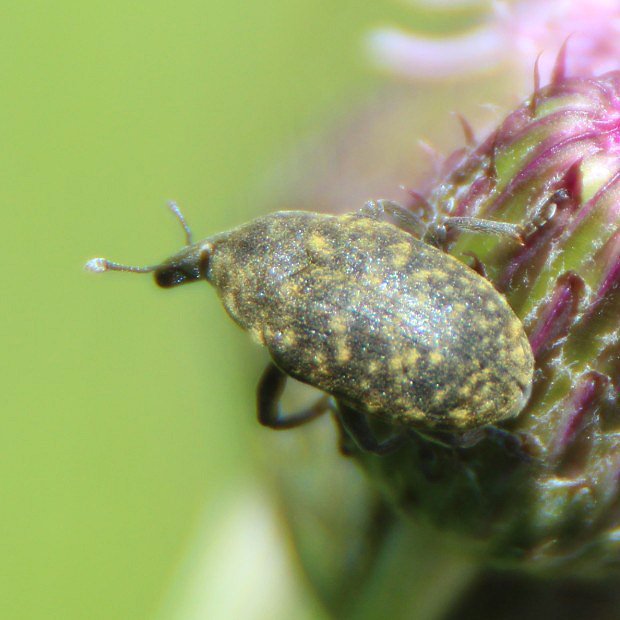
left=364, top=200, right=524, bottom=245
left=332, top=414, right=355, bottom=456
left=337, top=403, right=405, bottom=455
left=482, top=426, right=537, bottom=462
left=433, top=216, right=524, bottom=243
left=407, top=428, right=462, bottom=449
left=361, top=199, right=426, bottom=238
left=257, top=362, right=330, bottom=429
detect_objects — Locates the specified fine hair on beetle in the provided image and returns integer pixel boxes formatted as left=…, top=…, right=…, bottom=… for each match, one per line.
left=86, top=200, right=534, bottom=455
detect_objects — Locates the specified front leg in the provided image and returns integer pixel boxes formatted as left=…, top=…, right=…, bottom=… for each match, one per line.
left=361, top=199, right=426, bottom=238
left=361, top=199, right=524, bottom=246
left=426, top=216, right=524, bottom=247
left=257, top=362, right=330, bottom=429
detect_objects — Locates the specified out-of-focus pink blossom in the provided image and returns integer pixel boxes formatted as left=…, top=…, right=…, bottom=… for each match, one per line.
left=368, top=0, right=620, bottom=84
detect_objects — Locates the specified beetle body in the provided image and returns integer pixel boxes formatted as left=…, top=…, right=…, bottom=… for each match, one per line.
left=120, top=208, right=533, bottom=433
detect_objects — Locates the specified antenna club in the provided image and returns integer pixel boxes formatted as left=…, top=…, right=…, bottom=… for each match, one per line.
left=85, top=258, right=110, bottom=273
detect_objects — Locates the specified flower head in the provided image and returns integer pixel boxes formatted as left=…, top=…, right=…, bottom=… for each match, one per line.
left=352, top=68, right=620, bottom=575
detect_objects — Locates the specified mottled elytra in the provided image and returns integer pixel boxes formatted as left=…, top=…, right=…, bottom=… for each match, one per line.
left=86, top=201, right=534, bottom=454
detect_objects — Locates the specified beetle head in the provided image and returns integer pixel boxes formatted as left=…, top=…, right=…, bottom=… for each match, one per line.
left=153, top=242, right=212, bottom=288
left=85, top=202, right=213, bottom=288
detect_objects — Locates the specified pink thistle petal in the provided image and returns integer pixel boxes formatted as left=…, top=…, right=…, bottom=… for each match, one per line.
left=367, top=27, right=506, bottom=79
left=370, top=0, right=620, bottom=84
left=406, top=0, right=485, bottom=7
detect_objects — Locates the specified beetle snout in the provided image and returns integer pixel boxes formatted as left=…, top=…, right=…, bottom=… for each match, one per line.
left=153, top=243, right=212, bottom=288
left=154, top=264, right=201, bottom=288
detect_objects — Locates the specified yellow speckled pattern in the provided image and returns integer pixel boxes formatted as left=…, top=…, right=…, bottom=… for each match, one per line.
left=205, top=209, right=534, bottom=431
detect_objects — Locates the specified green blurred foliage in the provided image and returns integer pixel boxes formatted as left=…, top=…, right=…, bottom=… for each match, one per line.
left=1, top=1, right=480, bottom=618
left=1, top=1, right=420, bottom=619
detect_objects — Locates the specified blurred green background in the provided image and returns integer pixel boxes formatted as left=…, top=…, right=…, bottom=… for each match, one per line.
left=2, top=1, right=489, bottom=618
left=2, top=2, right=418, bottom=619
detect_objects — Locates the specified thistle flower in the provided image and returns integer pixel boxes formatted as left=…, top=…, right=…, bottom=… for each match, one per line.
left=258, top=5, right=620, bottom=616
left=351, top=58, right=620, bottom=577
left=368, top=0, right=620, bottom=85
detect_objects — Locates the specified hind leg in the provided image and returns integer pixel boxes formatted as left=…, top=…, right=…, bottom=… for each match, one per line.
left=257, top=362, right=330, bottom=429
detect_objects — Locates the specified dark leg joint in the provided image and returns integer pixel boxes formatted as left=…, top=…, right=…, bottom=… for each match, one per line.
left=257, top=362, right=330, bottom=429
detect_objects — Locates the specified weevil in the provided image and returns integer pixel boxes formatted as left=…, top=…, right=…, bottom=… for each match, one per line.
left=86, top=200, right=534, bottom=454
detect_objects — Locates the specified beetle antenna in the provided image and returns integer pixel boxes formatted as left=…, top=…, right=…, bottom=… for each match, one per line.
left=84, top=258, right=158, bottom=274
left=85, top=201, right=193, bottom=274
left=167, top=201, right=193, bottom=245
